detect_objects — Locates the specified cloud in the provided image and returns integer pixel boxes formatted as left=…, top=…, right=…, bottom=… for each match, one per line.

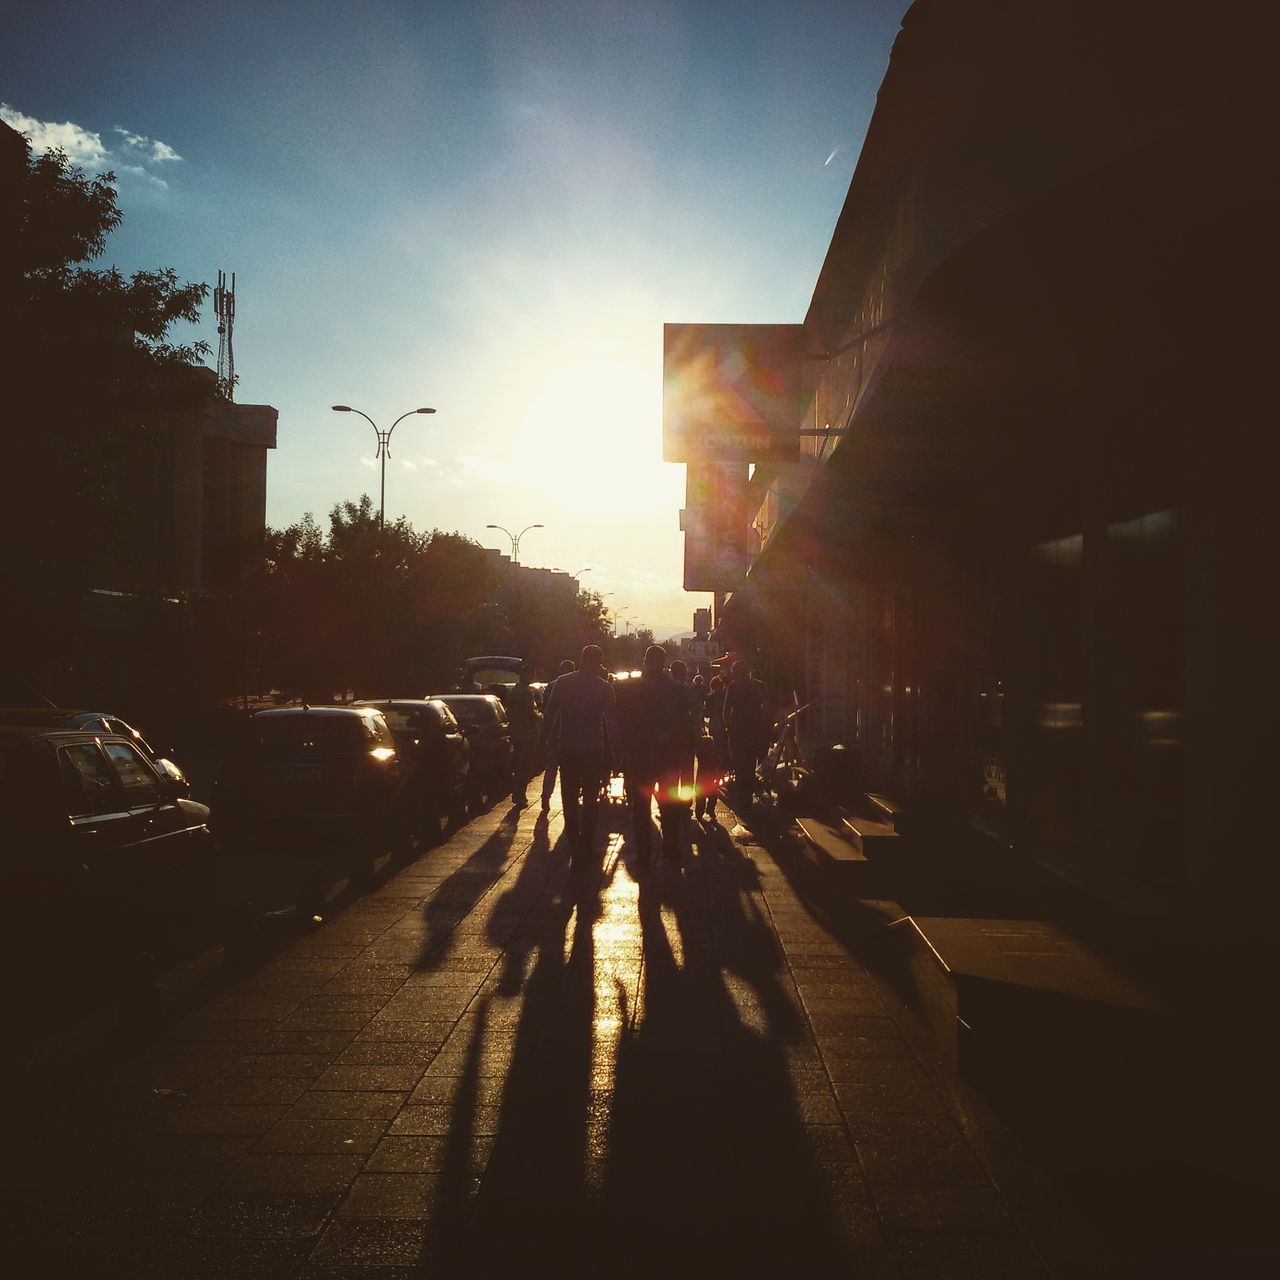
left=400, top=459, right=418, bottom=471
left=0, top=104, right=107, bottom=166
left=113, top=125, right=182, bottom=165
left=1, top=104, right=182, bottom=189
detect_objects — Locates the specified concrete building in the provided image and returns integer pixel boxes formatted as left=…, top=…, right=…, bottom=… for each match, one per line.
left=102, top=366, right=278, bottom=597
left=665, top=0, right=1274, bottom=951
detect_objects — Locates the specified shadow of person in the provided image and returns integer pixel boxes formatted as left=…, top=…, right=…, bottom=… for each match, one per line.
left=414, top=821, right=525, bottom=970
left=428, top=826, right=608, bottom=1275
left=603, top=825, right=863, bottom=1275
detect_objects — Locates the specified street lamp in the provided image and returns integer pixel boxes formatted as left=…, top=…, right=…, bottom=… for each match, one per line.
left=570, top=567, right=592, bottom=580
left=332, top=404, right=435, bottom=532
left=486, top=522, right=543, bottom=565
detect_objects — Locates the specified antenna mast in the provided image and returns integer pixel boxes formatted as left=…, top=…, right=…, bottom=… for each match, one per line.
left=214, top=269, right=236, bottom=400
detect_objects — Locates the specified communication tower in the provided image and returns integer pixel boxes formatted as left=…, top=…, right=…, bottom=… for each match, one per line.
left=214, top=269, right=236, bottom=399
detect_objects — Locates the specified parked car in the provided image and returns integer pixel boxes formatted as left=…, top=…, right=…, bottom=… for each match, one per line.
left=0, top=725, right=212, bottom=1025
left=461, top=655, right=527, bottom=697
left=428, top=693, right=513, bottom=805
left=0, top=708, right=191, bottom=796
left=211, top=706, right=406, bottom=907
left=352, top=698, right=470, bottom=838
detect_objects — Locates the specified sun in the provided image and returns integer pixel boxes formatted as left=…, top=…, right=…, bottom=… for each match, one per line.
left=510, top=355, right=676, bottom=519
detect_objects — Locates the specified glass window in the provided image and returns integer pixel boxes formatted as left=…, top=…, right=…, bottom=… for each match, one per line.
left=102, top=740, right=162, bottom=804
left=432, top=703, right=460, bottom=733
left=244, top=717, right=366, bottom=755
left=360, top=713, right=396, bottom=748
left=60, top=743, right=120, bottom=817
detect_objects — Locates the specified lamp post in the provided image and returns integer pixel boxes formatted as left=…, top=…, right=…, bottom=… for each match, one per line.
left=332, top=404, right=435, bottom=532
left=486, top=522, right=543, bottom=565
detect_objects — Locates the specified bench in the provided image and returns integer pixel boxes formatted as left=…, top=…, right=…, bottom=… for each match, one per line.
left=892, top=914, right=1166, bottom=1072
left=838, top=812, right=901, bottom=857
left=795, top=815, right=868, bottom=864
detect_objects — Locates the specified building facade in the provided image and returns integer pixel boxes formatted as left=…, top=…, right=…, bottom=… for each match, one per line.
left=666, top=0, right=1275, bottom=941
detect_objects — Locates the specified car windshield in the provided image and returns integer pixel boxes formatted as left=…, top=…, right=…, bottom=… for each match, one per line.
left=468, top=667, right=519, bottom=690
left=243, top=716, right=379, bottom=755
left=356, top=703, right=421, bottom=732
left=440, top=700, right=496, bottom=731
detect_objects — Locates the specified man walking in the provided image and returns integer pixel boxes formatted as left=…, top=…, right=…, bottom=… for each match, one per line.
left=540, top=658, right=576, bottom=815
left=540, top=645, right=617, bottom=868
left=667, top=658, right=701, bottom=818
left=724, top=660, right=770, bottom=806
left=505, top=664, right=542, bottom=808
left=619, top=645, right=687, bottom=867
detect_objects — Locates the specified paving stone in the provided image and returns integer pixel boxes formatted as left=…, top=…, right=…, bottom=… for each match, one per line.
left=314, top=1064, right=424, bottom=1092
left=184, top=1192, right=340, bottom=1238
left=310, top=1214, right=438, bottom=1267
left=388, top=1103, right=503, bottom=1136
left=335, top=1173, right=445, bottom=1218
left=225, top=1153, right=367, bottom=1195
left=874, top=1184, right=1016, bottom=1233
left=858, top=1142, right=994, bottom=1188
left=354, top=1020, right=453, bottom=1043
left=334, top=1041, right=439, bottom=1066
left=166, top=1104, right=289, bottom=1135
left=196, top=1077, right=314, bottom=1106
left=142, top=1232, right=311, bottom=1277
left=286, top=1091, right=408, bottom=1121
left=254, top=1118, right=388, bottom=1154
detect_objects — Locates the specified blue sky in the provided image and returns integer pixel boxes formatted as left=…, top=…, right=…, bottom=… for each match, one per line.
left=5, top=0, right=909, bottom=637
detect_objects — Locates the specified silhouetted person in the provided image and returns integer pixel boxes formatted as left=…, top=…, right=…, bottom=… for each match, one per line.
left=541, top=645, right=617, bottom=868
left=725, top=660, right=770, bottom=805
left=707, top=672, right=727, bottom=749
left=667, top=658, right=701, bottom=818
left=619, top=644, right=687, bottom=866
left=694, top=723, right=723, bottom=823
left=540, top=658, right=576, bottom=814
left=505, top=664, right=542, bottom=808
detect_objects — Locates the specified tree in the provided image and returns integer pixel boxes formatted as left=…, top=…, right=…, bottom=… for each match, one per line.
left=1, top=124, right=214, bottom=696
left=205, top=500, right=612, bottom=702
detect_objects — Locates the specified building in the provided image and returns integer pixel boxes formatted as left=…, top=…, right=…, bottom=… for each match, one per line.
left=103, top=366, right=278, bottom=597
left=665, top=0, right=1275, bottom=951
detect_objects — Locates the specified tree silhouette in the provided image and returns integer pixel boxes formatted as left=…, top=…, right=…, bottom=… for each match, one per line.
left=1, top=123, right=213, bottom=699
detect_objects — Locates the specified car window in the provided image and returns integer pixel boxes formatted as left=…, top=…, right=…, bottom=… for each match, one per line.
left=361, top=714, right=396, bottom=749
left=244, top=718, right=367, bottom=754
left=431, top=702, right=460, bottom=733
left=439, top=699, right=489, bottom=731
left=362, top=704, right=417, bottom=732
left=102, top=740, right=163, bottom=805
left=59, top=743, right=121, bottom=817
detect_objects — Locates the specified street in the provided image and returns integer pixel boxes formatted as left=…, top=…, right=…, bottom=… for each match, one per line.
left=1, top=788, right=1106, bottom=1278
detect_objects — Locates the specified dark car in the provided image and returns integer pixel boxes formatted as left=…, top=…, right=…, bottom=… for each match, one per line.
left=0, top=725, right=211, bottom=1025
left=0, top=708, right=191, bottom=796
left=428, top=694, right=513, bottom=805
left=353, top=698, right=470, bottom=837
left=211, top=706, right=405, bottom=904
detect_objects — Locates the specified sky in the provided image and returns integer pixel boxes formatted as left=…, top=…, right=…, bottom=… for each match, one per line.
left=4, top=0, right=910, bottom=639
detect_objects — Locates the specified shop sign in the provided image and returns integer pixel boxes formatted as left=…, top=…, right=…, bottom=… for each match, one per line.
left=663, top=323, right=803, bottom=462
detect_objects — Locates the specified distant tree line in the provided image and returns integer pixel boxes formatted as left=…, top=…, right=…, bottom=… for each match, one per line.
left=195, top=495, right=615, bottom=702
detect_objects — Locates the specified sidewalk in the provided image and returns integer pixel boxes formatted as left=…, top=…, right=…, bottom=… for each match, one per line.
left=3, top=794, right=1114, bottom=1278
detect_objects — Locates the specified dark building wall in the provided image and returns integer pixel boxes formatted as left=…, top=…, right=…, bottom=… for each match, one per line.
left=698, top=0, right=1276, bottom=937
